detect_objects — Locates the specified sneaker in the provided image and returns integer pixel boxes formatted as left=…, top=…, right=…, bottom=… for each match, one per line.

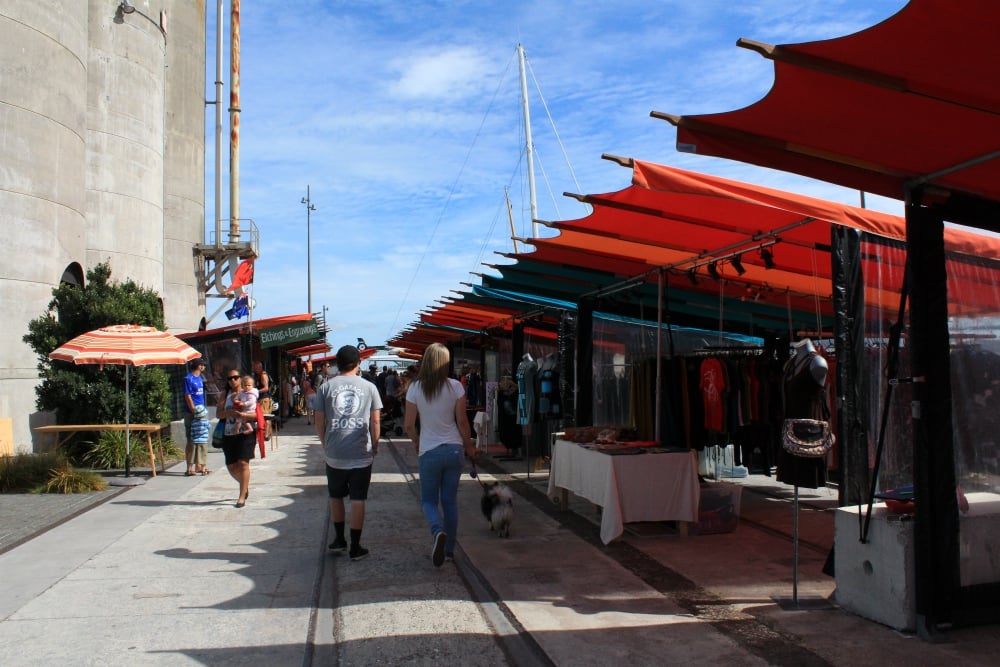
left=328, top=538, right=348, bottom=552
left=432, top=532, right=447, bottom=567
left=445, top=553, right=455, bottom=563
left=349, top=546, right=369, bottom=561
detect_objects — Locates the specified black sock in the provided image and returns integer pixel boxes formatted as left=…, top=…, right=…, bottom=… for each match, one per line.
left=334, top=521, right=345, bottom=541
left=350, top=528, right=362, bottom=548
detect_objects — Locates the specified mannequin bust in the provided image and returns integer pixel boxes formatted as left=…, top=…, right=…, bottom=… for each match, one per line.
left=539, top=352, right=557, bottom=371
left=791, top=338, right=828, bottom=387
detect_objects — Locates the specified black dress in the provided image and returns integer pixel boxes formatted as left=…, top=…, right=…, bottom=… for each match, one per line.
left=776, top=352, right=828, bottom=488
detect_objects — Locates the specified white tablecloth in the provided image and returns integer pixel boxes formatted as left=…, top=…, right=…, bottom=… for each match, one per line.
left=547, top=439, right=700, bottom=544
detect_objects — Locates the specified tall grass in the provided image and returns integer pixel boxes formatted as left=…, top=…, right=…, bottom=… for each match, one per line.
left=0, top=452, right=107, bottom=494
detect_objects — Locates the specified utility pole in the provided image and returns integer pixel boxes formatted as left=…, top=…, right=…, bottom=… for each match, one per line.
left=301, top=185, right=316, bottom=314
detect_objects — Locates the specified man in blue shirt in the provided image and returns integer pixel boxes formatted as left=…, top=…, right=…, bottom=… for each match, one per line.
left=183, top=358, right=208, bottom=476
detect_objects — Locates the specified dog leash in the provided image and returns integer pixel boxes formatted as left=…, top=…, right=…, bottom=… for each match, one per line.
left=470, top=461, right=493, bottom=489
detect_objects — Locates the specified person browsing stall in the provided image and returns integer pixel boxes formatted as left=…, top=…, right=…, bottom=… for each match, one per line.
left=183, top=357, right=209, bottom=476
left=253, top=361, right=273, bottom=440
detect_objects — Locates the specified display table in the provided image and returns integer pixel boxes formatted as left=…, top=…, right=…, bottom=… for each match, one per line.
left=547, top=439, right=700, bottom=544
left=34, top=424, right=167, bottom=476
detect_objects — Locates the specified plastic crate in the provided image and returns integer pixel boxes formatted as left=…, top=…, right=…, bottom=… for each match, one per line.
left=693, top=483, right=742, bottom=535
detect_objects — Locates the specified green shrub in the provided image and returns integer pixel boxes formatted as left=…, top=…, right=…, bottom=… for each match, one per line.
left=22, top=261, right=172, bottom=428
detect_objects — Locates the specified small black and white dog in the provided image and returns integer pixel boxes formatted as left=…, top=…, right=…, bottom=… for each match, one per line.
left=480, top=481, right=514, bottom=538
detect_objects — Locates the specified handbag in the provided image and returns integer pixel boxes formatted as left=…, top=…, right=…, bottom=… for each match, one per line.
left=782, top=418, right=835, bottom=458
left=212, top=419, right=225, bottom=447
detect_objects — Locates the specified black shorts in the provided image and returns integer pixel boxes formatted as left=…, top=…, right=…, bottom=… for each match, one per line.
left=326, top=464, right=373, bottom=501
left=221, top=432, right=256, bottom=465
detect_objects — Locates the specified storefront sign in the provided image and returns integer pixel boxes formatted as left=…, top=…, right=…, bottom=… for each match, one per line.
left=258, top=319, right=320, bottom=349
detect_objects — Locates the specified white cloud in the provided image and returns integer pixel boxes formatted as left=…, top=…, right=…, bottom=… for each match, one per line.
left=388, top=46, right=496, bottom=99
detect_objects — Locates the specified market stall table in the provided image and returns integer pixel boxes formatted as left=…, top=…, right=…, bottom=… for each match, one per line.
left=547, top=439, right=700, bottom=544
left=33, top=424, right=167, bottom=477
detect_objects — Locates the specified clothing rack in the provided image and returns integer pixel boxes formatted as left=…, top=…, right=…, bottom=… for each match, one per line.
left=689, top=346, right=764, bottom=357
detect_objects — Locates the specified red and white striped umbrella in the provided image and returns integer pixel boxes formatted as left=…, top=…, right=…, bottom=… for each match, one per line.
left=49, top=324, right=200, bottom=367
left=49, top=324, right=200, bottom=479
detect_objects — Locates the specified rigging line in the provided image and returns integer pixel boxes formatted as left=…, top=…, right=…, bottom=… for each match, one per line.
left=532, top=146, right=564, bottom=221
left=526, top=57, right=584, bottom=203
left=473, top=196, right=509, bottom=273
left=385, top=50, right=517, bottom=341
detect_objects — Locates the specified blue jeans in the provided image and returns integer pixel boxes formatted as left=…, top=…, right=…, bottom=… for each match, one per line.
left=419, top=443, right=464, bottom=555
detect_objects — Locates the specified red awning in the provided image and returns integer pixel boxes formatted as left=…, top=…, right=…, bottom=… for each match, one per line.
left=390, top=159, right=1000, bottom=350
left=285, top=342, right=331, bottom=358
left=657, top=0, right=1000, bottom=225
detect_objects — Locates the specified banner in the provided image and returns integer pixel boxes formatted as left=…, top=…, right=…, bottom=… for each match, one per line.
left=258, top=319, right=320, bottom=349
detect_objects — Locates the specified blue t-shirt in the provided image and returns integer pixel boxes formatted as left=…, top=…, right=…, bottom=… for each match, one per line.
left=183, top=373, right=206, bottom=413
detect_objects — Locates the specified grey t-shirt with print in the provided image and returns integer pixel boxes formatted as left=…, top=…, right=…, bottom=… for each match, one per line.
left=317, top=374, right=383, bottom=469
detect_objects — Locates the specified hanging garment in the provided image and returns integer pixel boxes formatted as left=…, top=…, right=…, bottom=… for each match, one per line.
left=700, top=357, right=727, bottom=433
left=516, top=358, right=537, bottom=426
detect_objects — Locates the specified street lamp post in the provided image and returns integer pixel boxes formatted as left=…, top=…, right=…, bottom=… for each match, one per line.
left=301, top=186, right=316, bottom=314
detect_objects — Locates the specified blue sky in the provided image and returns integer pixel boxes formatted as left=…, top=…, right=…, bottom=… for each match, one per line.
left=206, top=0, right=908, bottom=351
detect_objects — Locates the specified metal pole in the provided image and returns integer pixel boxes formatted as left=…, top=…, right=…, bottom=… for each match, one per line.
left=214, top=0, right=223, bottom=248
left=302, top=186, right=316, bottom=314
left=517, top=45, right=538, bottom=238
left=229, top=0, right=242, bottom=244
left=793, top=485, right=800, bottom=606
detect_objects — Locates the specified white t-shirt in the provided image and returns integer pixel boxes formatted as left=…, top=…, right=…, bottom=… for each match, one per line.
left=406, top=378, right=464, bottom=456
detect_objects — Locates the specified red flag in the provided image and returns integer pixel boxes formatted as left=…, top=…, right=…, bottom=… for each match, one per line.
left=226, top=259, right=254, bottom=294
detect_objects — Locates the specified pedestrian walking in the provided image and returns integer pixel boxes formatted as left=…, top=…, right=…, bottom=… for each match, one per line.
left=405, top=343, right=477, bottom=566
left=314, top=345, right=383, bottom=561
left=217, top=369, right=256, bottom=508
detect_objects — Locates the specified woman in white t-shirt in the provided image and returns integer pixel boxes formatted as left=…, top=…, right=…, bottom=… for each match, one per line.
left=405, top=343, right=476, bottom=566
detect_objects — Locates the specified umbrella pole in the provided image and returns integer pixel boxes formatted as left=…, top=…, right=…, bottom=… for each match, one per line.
left=125, top=366, right=132, bottom=478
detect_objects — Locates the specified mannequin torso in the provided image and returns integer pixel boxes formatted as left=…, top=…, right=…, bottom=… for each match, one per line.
left=791, top=338, right=828, bottom=387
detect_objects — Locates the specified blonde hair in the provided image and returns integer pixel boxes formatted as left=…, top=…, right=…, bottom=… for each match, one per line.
left=241, top=374, right=255, bottom=389
left=416, top=343, right=450, bottom=401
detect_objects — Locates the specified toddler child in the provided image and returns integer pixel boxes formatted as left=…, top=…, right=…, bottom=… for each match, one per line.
left=232, top=374, right=259, bottom=435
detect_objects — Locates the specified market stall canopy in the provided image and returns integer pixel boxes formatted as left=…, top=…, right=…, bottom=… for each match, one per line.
left=654, top=0, right=1000, bottom=229
left=285, top=342, right=332, bottom=358
left=390, top=159, right=1000, bottom=352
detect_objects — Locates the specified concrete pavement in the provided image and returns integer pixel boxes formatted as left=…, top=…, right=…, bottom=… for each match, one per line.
left=0, top=418, right=997, bottom=666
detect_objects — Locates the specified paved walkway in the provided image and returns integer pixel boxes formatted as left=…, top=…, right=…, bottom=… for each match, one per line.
left=0, top=420, right=997, bottom=665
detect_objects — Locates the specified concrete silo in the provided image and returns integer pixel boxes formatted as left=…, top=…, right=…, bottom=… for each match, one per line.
left=0, top=0, right=206, bottom=451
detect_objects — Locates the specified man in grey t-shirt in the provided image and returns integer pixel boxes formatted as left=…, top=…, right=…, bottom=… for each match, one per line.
left=314, top=345, right=382, bottom=560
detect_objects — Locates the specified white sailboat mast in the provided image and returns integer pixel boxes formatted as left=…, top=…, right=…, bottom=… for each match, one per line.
left=517, top=44, right=539, bottom=238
